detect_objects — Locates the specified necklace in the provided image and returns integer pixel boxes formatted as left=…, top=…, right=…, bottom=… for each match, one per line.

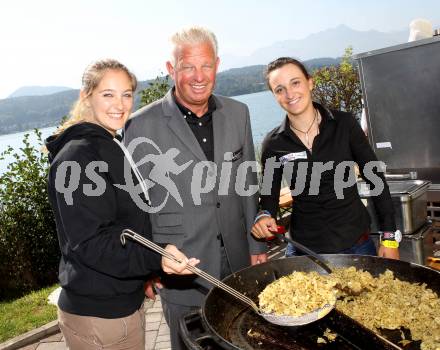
left=290, top=108, right=318, bottom=149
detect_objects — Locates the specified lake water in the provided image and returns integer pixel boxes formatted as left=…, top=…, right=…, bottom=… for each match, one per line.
left=0, top=90, right=284, bottom=175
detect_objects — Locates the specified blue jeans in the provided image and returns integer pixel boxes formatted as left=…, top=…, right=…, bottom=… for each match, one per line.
left=285, top=237, right=377, bottom=257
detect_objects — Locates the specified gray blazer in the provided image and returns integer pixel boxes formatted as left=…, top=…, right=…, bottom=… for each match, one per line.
left=124, top=90, right=267, bottom=306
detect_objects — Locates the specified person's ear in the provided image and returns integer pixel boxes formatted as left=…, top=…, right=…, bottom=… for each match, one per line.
left=79, top=90, right=91, bottom=108
left=166, top=61, right=175, bottom=80
left=308, top=77, right=314, bottom=92
left=215, top=57, right=220, bottom=72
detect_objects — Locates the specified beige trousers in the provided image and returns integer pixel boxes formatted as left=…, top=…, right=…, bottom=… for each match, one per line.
left=58, top=306, right=145, bottom=350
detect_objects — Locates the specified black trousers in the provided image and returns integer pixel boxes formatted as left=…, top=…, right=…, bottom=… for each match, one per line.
left=162, top=247, right=232, bottom=350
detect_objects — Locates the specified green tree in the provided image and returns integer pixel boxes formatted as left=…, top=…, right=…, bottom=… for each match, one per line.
left=312, top=47, right=362, bottom=118
left=138, top=75, right=171, bottom=108
left=0, top=130, right=58, bottom=299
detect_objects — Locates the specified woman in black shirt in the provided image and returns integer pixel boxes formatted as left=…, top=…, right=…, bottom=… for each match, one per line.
left=251, top=57, right=399, bottom=259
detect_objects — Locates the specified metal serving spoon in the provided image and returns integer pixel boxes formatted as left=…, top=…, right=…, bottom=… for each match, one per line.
left=120, top=229, right=335, bottom=327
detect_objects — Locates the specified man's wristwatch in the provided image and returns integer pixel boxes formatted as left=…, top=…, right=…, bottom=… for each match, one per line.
left=380, top=230, right=402, bottom=248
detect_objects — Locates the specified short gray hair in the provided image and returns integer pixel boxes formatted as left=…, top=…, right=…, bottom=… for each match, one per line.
left=169, top=26, right=218, bottom=65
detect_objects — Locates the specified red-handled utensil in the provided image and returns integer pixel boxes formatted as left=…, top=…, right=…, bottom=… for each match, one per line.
left=266, top=225, right=287, bottom=240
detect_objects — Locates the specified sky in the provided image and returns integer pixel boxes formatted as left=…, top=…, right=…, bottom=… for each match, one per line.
left=1, top=0, right=439, bottom=99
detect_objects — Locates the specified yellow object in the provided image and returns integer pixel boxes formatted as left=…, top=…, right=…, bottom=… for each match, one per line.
left=381, top=240, right=399, bottom=248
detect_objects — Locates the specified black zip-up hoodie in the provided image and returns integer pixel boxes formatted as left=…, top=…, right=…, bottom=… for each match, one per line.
left=46, top=122, right=161, bottom=318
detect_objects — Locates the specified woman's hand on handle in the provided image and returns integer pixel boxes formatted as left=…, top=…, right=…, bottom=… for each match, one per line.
left=161, top=245, right=200, bottom=274
left=251, top=216, right=278, bottom=239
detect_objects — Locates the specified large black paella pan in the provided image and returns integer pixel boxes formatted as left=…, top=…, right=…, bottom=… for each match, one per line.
left=180, top=255, right=440, bottom=350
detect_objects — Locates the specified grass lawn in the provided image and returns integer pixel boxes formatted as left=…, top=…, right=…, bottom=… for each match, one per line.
left=0, top=285, right=58, bottom=343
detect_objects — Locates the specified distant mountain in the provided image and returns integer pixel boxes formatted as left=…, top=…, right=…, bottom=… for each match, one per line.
left=215, top=58, right=338, bottom=97
left=0, top=58, right=338, bottom=135
left=8, top=86, right=73, bottom=98
left=1, top=24, right=408, bottom=135
left=221, top=25, right=407, bottom=69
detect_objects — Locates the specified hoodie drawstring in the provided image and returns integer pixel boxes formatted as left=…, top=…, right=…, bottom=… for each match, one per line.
left=113, top=138, right=150, bottom=205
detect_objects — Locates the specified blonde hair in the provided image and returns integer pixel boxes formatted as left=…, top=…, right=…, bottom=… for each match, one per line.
left=170, top=26, right=218, bottom=65
left=55, top=58, right=137, bottom=136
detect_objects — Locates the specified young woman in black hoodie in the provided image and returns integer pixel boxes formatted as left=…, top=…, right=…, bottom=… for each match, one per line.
left=45, top=59, right=199, bottom=350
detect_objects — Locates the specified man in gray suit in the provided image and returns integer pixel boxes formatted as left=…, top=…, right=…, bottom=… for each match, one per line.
left=124, top=26, right=267, bottom=349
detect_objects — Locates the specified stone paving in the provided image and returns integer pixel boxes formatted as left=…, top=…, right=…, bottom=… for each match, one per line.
left=144, top=298, right=171, bottom=350
left=17, top=297, right=170, bottom=350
